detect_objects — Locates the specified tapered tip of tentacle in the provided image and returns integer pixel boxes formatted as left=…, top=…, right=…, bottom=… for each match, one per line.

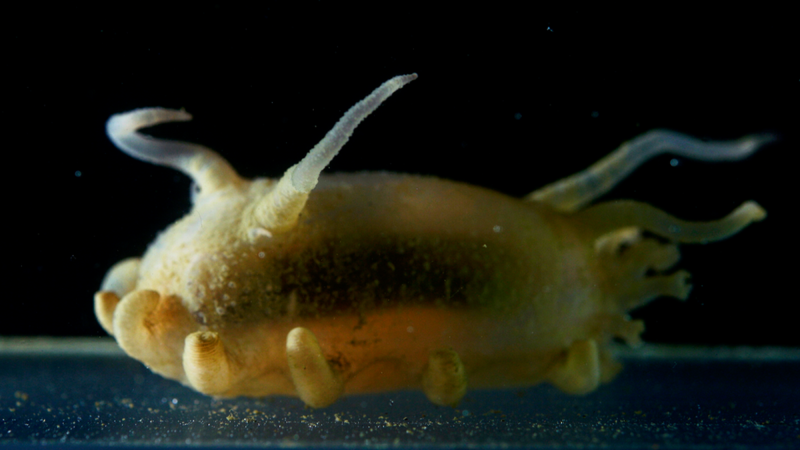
left=106, top=109, right=194, bottom=166
left=107, top=108, right=193, bottom=138
left=184, top=331, right=233, bottom=395
left=525, top=130, right=776, bottom=212
left=291, top=73, right=418, bottom=193
left=737, top=133, right=779, bottom=157
left=737, top=200, right=767, bottom=223
left=683, top=200, right=766, bottom=244
left=250, top=74, right=417, bottom=232
left=286, top=327, right=344, bottom=408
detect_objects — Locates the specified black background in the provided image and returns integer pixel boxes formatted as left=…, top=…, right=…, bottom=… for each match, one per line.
left=5, top=4, right=796, bottom=346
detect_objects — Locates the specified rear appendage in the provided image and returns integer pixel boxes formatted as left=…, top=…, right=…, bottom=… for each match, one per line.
left=528, top=129, right=770, bottom=396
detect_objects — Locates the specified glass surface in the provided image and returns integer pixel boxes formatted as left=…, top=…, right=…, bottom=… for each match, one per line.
left=3, top=338, right=799, bottom=447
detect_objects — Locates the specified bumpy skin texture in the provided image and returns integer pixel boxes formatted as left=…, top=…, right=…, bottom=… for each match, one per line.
left=95, top=74, right=770, bottom=408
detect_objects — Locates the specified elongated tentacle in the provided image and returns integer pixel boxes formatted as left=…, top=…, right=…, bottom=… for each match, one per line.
left=291, top=74, right=418, bottom=193
left=527, top=130, right=775, bottom=212
left=249, top=74, right=417, bottom=233
left=106, top=108, right=243, bottom=195
left=577, top=199, right=766, bottom=244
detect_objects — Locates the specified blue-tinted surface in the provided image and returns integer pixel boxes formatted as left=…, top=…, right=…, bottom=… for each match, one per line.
left=2, top=338, right=798, bottom=448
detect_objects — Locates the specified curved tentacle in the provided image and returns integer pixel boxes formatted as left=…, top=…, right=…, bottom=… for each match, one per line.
left=576, top=199, right=766, bottom=244
left=527, top=130, right=776, bottom=212
left=106, top=108, right=243, bottom=195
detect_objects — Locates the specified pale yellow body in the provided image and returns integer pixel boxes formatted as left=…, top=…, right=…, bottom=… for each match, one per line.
left=95, top=74, right=770, bottom=407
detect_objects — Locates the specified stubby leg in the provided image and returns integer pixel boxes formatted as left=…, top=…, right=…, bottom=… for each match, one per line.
left=94, top=291, right=121, bottom=336
left=112, top=290, right=193, bottom=380
left=422, top=348, right=468, bottom=407
left=286, top=327, right=344, bottom=408
left=183, top=331, right=233, bottom=396
left=95, top=257, right=141, bottom=335
left=547, top=339, right=601, bottom=395
left=99, top=257, right=140, bottom=297
left=598, top=345, right=623, bottom=383
left=113, top=290, right=162, bottom=362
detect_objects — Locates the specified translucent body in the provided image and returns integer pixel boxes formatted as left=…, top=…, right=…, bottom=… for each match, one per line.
left=95, top=75, right=769, bottom=407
